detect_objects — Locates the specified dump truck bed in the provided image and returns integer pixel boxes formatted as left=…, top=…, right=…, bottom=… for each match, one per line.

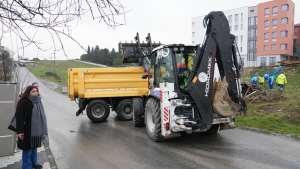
left=68, top=67, right=149, bottom=101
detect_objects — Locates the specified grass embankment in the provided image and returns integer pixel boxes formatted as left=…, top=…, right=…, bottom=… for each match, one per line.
left=236, top=66, right=300, bottom=138
left=29, top=60, right=102, bottom=85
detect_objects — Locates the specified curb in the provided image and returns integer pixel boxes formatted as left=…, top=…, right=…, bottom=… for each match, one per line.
left=236, top=126, right=300, bottom=141
left=43, top=142, right=58, bottom=169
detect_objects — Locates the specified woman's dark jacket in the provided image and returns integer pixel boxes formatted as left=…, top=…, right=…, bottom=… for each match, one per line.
left=16, top=99, right=40, bottom=150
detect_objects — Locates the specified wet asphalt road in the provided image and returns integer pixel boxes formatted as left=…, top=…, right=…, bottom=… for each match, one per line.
left=19, top=67, right=300, bottom=169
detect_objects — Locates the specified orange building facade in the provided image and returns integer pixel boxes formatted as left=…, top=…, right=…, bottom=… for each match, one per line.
left=257, top=0, right=295, bottom=65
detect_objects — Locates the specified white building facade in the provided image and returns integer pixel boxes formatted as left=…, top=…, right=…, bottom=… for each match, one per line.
left=191, top=7, right=249, bottom=67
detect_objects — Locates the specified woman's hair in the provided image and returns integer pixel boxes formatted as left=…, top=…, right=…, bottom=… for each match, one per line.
left=18, top=86, right=38, bottom=105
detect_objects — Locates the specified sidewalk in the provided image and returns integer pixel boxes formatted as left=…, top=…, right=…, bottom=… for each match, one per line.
left=0, top=142, right=57, bottom=169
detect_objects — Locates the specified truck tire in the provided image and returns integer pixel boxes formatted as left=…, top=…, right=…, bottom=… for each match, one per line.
left=116, top=99, right=133, bottom=121
left=145, top=97, right=164, bottom=142
left=133, top=98, right=144, bottom=127
left=86, top=99, right=110, bottom=123
left=205, top=124, right=220, bottom=134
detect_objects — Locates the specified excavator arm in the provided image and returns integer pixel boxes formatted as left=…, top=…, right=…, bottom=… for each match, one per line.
left=184, top=11, right=247, bottom=130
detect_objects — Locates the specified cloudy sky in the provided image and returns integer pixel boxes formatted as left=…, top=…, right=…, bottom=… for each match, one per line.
left=2, top=0, right=300, bottom=60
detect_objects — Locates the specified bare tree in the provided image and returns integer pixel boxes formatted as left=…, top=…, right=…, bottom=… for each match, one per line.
left=0, top=0, right=126, bottom=59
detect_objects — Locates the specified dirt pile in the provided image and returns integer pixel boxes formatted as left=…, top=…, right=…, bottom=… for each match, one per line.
left=45, top=72, right=60, bottom=80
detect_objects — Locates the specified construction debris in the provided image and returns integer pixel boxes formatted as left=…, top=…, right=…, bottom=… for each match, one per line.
left=277, top=60, right=300, bottom=66
left=241, top=82, right=282, bottom=102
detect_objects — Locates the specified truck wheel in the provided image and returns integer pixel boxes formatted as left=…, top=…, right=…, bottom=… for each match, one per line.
left=133, top=98, right=144, bottom=127
left=145, top=97, right=164, bottom=142
left=206, top=124, right=220, bottom=134
left=116, top=99, right=133, bottom=121
left=86, top=100, right=110, bottom=123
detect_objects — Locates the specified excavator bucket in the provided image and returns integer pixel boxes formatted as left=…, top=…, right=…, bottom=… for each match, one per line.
left=212, top=77, right=240, bottom=118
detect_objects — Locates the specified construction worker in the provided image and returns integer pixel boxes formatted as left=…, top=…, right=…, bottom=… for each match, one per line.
left=276, top=72, right=287, bottom=92
left=264, top=72, right=269, bottom=82
left=251, top=74, right=258, bottom=85
left=258, top=74, right=265, bottom=88
left=268, top=72, right=275, bottom=92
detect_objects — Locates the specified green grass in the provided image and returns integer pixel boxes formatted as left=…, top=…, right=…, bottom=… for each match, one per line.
left=29, top=60, right=102, bottom=85
left=236, top=66, right=300, bottom=137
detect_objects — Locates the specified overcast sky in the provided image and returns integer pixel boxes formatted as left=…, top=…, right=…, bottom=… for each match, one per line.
left=2, top=0, right=300, bottom=60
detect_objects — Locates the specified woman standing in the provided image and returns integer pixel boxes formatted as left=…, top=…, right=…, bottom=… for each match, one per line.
left=16, top=85, right=48, bottom=169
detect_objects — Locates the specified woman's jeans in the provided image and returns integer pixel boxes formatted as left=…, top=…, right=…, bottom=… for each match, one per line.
left=22, top=148, right=38, bottom=169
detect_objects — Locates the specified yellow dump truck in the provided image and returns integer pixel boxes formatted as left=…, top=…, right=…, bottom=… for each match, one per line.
left=68, top=67, right=150, bottom=122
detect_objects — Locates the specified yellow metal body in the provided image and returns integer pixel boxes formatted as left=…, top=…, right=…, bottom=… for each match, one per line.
left=68, top=67, right=149, bottom=101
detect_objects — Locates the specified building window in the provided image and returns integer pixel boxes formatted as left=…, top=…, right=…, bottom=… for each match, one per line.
left=248, top=52, right=256, bottom=61
left=264, top=33, right=269, bottom=40
left=264, top=45, right=268, bottom=51
left=248, top=28, right=256, bottom=37
left=240, top=47, right=242, bottom=53
left=295, top=27, right=299, bottom=32
left=281, top=17, right=288, bottom=24
left=250, top=9, right=254, bottom=13
left=235, top=36, right=238, bottom=43
left=235, top=25, right=238, bottom=31
left=281, top=30, right=288, bottom=37
left=272, top=19, right=277, bottom=26
left=256, top=16, right=258, bottom=25
left=248, top=17, right=256, bottom=26
left=282, top=4, right=289, bottom=11
left=241, top=24, right=243, bottom=30
left=261, top=57, right=267, bottom=66
left=273, top=6, right=278, bottom=13
left=192, top=32, right=195, bottom=37
left=270, top=57, right=276, bottom=65
left=281, top=44, right=287, bottom=50
left=192, top=22, right=195, bottom=27
left=248, top=40, right=256, bottom=49
left=241, top=13, right=243, bottom=21
left=235, top=14, right=238, bottom=21
left=228, top=15, right=232, bottom=22
left=272, top=44, right=277, bottom=50
left=192, top=41, right=194, bottom=44
left=265, top=8, right=270, bottom=15
left=272, top=32, right=277, bottom=39
left=229, top=26, right=232, bottom=31
left=264, top=20, right=269, bottom=27
left=241, top=36, right=243, bottom=45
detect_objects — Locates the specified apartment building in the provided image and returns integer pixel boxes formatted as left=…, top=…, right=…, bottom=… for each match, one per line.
left=191, top=7, right=249, bottom=66
left=191, top=0, right=296, bottom=67
left=257, top=0, right=295, bottom=66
